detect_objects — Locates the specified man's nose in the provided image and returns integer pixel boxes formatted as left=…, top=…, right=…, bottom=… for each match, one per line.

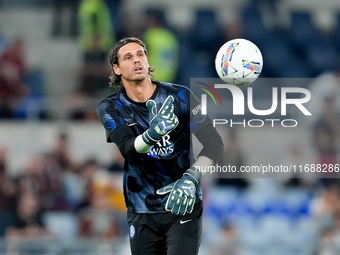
left=134, top=56, right=140, bottom=64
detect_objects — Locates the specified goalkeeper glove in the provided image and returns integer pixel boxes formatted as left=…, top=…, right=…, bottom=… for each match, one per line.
left=142, top=95, right=178, bottom=145
left=156, top=167, right=202, bottom=216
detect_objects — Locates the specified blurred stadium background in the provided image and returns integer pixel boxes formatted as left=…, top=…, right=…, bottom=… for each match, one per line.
left=1, top=0, right=340, bottom=254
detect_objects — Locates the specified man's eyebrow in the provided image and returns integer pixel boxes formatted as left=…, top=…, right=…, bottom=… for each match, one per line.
left=121, top=50, right=144, bottom=59
left=122, top=52, right=132, bottom=58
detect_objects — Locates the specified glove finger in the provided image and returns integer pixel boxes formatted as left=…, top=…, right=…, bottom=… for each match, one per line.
left=158, top=95, right=174, bottom=115
left=186, top=197, right=196, bottom=214
left=146, top=99, right=157, bottom=120
left=171, top=115, right=179, bottom=127
left=156, top=182, right=176, bottom=195
left=178, top=196, right=188, bottom=216
left=166, top=112, right=175, bottom=122
left=163, top=115, right=179, bottom=136
left=171, top=189, right=184, bottom=215
left=166, top=189, right=178, bottom=211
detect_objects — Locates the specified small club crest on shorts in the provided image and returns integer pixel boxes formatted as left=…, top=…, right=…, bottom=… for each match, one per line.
left=130, top=225, right=135, bottom=238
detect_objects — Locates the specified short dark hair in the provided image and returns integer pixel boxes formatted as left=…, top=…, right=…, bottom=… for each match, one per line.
left=108, top=37, right=154, bottom=89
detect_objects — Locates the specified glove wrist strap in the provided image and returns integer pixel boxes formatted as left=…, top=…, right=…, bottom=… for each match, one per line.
left=142, top=129, right=160, bottom=146
left=184, top=167, right=202, bottom=185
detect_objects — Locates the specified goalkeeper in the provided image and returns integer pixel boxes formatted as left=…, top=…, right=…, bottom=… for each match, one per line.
left=97, top=37, right=224, bottom=255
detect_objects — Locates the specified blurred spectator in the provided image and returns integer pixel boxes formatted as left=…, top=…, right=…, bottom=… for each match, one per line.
left=78, top=160, right=126, bottom=238
left=313, top=97, right=340, bottom=179
left=77, top=35, right=111, bottom=96
left=281, top=143, right=316, bottom=188
left=215, top=130, right=248, bottom=189
left=51, top=0, right=80, bottom=38
left=0, top=36, right=46, bottom=119
left=314, top=126, right=336, bottom=167
left=307, top=70, right=340, bottom=124
left=315, top=97, right=340, bottom=138
left=5, top=192, right=52, bottom=238
left=221, top=19, right=244, bottom=43
left=78, top=0, right=114, bottom=57
left=209, top=222, right=240, bottom=255
left=311, top=184, right=340, bottom=220
left=78, top=189, right=123, bottom=238
left=330, top=211, right=340, bottom=253
left=66, top=0, right=114, bottom=120
left=0, top=59, right=31, bottom=118
left=17, top=157, right=44, bottom=196
left=17, top=155, right=69, bottom=211
left=63, top=168, right=87, bottom=211
left=0, top=177, right=16, bottom=213
left=50, top=132, right=87, bottom=210
left=143, top=10, right=179, bottom=82
left=50, top=132, right=76, bottom=172
left=317, top=220, right=338, bottom=255
left=42, top=153, right=71, bottom=210
left=0, top=148, right=6, bottom=177
left=78, top=0, right=114, bottom=93
left=0, top=33, right=6, bottom=56
left=0, top=148, right=16, bottom=213
left=78, top=158, right=101, bottom=209
left=117, top=12, right=143, bottom=39
left=314, top=208, right=340, bottom=254
left=91, top=160, right=125, bottom=212
left=1, top=37, right=27, bottom=77
left=104, top=149, right=126, bottom=212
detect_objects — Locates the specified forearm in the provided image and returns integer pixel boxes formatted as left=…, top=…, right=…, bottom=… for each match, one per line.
left=110, top=128, right=159, bottom=158
left=109, top=126, right=140, bottom=159
left=194, top=119, right=224, bottom=165
left=192, top=156, right=213, bottom=177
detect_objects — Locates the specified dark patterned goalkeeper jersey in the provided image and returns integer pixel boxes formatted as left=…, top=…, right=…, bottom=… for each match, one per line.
left=97, top=81, right=223, bottom=213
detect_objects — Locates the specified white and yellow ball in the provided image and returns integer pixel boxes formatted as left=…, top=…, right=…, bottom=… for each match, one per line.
left=215, top=38, right=263, bottom=86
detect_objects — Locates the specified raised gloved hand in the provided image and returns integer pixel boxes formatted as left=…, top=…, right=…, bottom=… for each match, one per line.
left=156, top=167, right=202, bottom=216
left=142, top=95, right=179, bottom=145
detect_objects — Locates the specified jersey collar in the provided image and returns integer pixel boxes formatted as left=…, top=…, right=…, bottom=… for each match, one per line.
left=121, top=82, right=160, bottom=106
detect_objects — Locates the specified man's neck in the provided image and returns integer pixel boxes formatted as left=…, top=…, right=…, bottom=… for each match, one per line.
left=123, top=78, right=156, bottom=103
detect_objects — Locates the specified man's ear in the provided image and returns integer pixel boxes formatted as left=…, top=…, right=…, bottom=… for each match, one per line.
left=113, top=64, right=121, bottom=75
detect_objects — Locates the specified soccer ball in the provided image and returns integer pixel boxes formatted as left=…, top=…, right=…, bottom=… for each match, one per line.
left=215, top=38, right=263, bottom=86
